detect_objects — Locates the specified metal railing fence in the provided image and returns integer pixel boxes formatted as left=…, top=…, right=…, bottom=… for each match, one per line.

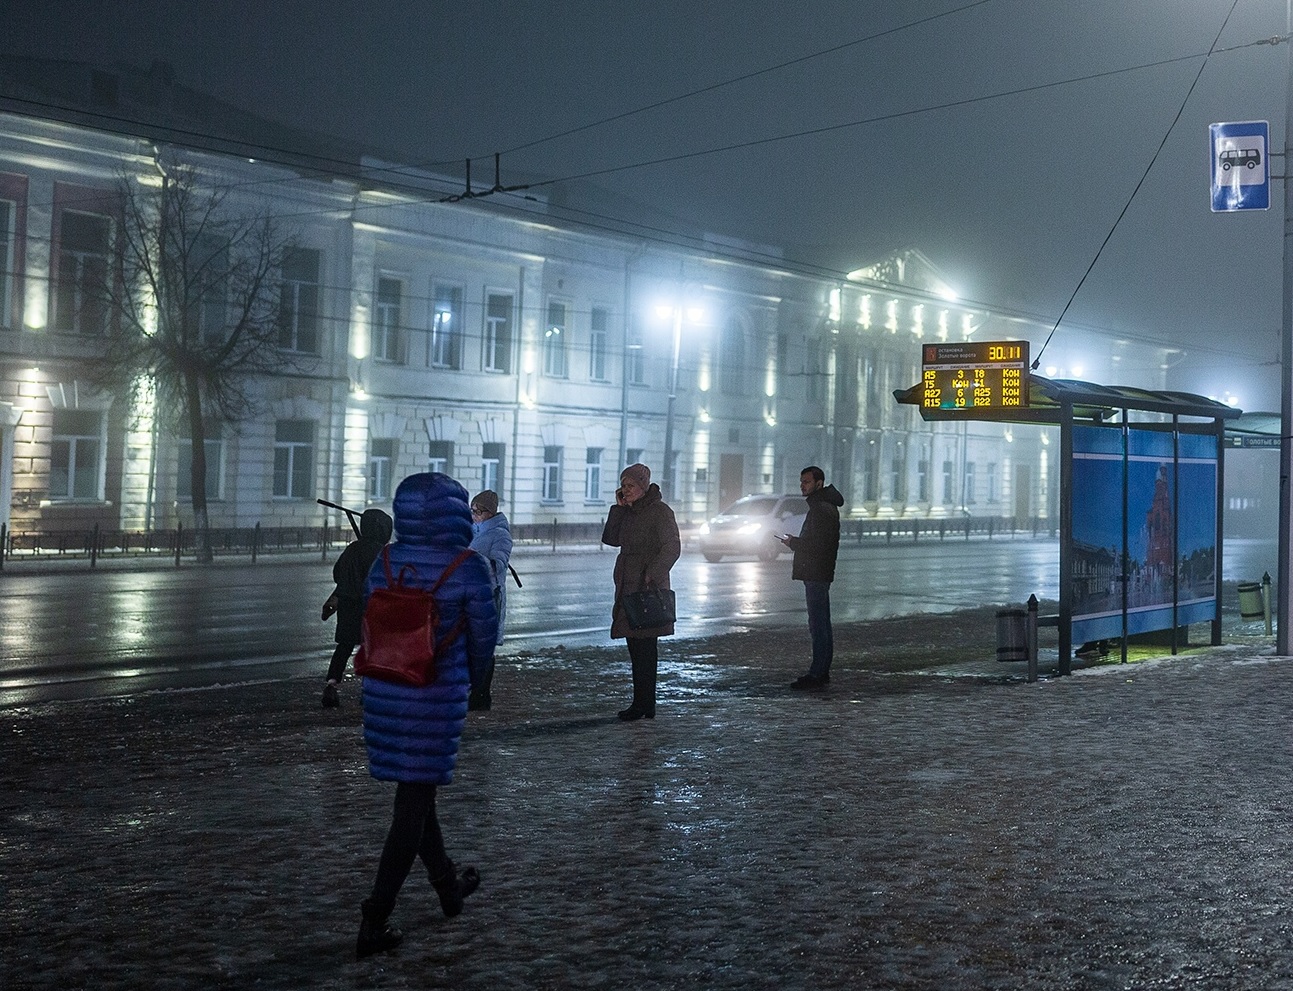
left=0, top=515, right=1057, bottom=568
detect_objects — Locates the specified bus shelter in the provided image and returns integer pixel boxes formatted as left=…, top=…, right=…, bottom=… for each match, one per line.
left=894, top=374, right=1240, bottom=674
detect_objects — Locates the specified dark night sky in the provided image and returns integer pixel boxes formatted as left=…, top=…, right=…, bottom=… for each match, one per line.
left=5, top=0, right=1290, bottom=407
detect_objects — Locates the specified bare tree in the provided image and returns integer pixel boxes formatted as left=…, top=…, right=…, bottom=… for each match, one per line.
left=96, top=159, right=300, bottom=562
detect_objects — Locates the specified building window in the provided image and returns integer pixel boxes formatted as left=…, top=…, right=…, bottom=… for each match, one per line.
left=273, top=420, right=314, bottom=498
left=942, top=460, right=954, bottom=504
left=542, top=445, right=563, bottom=502
left=278, top=247, right=320, bottom=353
left=50, top=409, right=104, bottom=500
left=585, top=447, right=603, bottom=501
left=720, top=317, right=745, bottom=395
left=369, top=437, right=396, bottom=501
left=625, top=448, right=643, bottom=470
left=807, top=339, right=824, bottom=402
left=863, top=449, right=879, bottom=502
left=965, top=462, right=977, bottom=505
left=0, top=199, right=14, bottom=330
left=481, top=442, right=504, bottom=495
left=431, top=283, right=462, bottom=368
left=428, top=440, right=453, bottom=475
left=627, top=322, right=646, bottom=386
left=890, top=455, right=906, bottom=503
left=589, top=306, right=609, bottom=381
left=177, top=436, right=224, bottom=501
left=374, top=277, right=404, bottom=363
left=864, top=359, right=882, bottom=429
left=484, top=292, right=513, bottom=372
left=544, top=300, right=568, bottom=377
left=54, top=210, right=112, bottom=335
left=192, top=235, right=230, bottom=345
left=917, top=458, right=930, bottom=502
left=987, top=462, right=998, bottom=504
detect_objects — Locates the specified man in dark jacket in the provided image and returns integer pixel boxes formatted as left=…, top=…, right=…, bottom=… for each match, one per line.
left=779, top=466, right=844, bottom=690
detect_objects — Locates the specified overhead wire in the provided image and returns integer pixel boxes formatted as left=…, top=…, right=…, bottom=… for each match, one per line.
left=0, top=18, right=1281, bottom=362
left=1030, top=0, right=1246, bottom=368
left=492, top=0, right=997, bottom=159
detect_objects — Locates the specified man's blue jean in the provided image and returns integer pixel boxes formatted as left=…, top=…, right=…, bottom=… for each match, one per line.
left=804, top=580, right=833, bottom=679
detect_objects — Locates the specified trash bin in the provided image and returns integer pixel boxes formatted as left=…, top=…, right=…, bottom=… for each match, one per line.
left=1237, top=582, right=1265, bottom=621
left=996, top=608, right=1028, bottom=662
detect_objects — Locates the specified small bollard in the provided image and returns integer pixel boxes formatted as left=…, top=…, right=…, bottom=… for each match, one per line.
left=1263, top=571, right=1273, bottom=636
left=1026, top=594, right=1039, bottom=683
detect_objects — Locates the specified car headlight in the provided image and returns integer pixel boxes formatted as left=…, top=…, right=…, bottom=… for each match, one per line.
left=699, top=522, right=711, bottom=535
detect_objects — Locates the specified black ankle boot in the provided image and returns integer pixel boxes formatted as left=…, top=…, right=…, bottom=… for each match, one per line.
left=356, top=899, right=402, bottom=959
left=430, top=861, right=481, bottom=918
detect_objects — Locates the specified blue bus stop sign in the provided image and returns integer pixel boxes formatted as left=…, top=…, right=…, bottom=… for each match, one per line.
left=1211, top=121, right=1270, bottom=212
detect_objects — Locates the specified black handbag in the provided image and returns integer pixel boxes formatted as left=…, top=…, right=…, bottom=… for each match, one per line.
left=621, top=586, right=677, bottom=630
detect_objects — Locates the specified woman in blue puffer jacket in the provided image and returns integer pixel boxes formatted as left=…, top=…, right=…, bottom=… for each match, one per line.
left=355, top=472, right=498, bottom=960
left=467, top=488, right=513, bottom=710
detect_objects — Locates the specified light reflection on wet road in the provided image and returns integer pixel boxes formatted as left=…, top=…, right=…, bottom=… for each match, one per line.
left=0, top=536, right=1273, bottom=704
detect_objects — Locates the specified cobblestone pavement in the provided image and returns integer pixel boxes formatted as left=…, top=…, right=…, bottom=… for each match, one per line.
left=2, top=615, right=1291, bottom=991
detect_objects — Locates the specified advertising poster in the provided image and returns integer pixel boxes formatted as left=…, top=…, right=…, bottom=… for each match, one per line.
left=1070, top=426, right=1217, bottom=645
left=1175, top=432, right=1219, bottom=626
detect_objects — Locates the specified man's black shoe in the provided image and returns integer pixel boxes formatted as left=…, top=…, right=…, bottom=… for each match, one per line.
left=790, top=674, right=826, bottom=690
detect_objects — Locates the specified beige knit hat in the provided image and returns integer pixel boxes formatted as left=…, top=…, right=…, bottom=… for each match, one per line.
left=620, top=463, right=651, bottom=489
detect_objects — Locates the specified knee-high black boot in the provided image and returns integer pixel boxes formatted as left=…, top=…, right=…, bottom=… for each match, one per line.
left=626, top=638, right=657, bottom=719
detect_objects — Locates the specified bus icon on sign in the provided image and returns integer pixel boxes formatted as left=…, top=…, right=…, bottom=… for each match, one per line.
left=1219, top=148, right=1261, bottom=171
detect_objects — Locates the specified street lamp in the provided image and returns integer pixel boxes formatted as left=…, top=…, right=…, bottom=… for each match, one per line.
left=655, top=299, right=706, bottom=502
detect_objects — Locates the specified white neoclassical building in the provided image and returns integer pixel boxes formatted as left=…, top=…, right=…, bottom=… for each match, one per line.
left=0, top=60, right=1175, bottom=540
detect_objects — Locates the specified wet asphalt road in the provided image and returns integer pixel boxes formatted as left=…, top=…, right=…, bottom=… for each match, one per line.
left=0, top=537, right=1275, bottom=705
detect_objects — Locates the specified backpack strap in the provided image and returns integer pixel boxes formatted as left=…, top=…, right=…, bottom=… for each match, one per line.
left=380, top=545, right=418, bottom=588
left=430, top=548, right=478, bottom=651
left=431, top=548, right=476, bottom=593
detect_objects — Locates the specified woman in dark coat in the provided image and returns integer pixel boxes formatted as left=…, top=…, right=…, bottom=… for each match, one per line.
left=355, top=472, right=498, bottom=960
left=321, top=508, right=393, bottom=708
left=600, top=463, right=681, bottom=721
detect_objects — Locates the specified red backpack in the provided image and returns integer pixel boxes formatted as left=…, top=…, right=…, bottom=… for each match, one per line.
left=354, top=546, right=475, bottom=687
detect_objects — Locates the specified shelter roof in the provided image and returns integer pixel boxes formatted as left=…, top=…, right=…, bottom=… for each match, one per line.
left=893, top=374, right=1241, bottom=424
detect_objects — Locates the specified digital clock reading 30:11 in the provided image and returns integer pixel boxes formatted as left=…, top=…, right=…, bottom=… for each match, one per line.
left=921, top=341, right=1030, bottom=410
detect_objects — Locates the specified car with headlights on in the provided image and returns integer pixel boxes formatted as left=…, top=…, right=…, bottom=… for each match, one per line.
left=696, top=493, right=809, bottom=562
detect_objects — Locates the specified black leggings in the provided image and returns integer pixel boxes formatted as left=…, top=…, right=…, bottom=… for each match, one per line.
left=367, top=782, right=451, bottom=917
left=326, top=642, right=356, bottom=683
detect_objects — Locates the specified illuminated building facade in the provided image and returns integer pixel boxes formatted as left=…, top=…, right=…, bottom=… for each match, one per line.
left=0, top=62, right=1177, bottom=536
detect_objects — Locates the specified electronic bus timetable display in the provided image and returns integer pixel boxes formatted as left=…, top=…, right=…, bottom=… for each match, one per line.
left=921, top=341, right=1029, bottom=410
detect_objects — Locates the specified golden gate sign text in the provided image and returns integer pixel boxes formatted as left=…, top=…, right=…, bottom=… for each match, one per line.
left=921, top=341, right=1029, bottom=410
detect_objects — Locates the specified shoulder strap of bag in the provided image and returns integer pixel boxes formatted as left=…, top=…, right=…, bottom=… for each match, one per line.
left=381, top=545, right=420, bottom=589
left=431, top=548, right=477, bottom=594
left=428, top=548, right=478, bottom=652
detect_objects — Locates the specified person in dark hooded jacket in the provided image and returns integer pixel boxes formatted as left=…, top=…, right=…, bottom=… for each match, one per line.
left=321, top=507, right=393, bottom=708
left=779, top=465, right=845, bottom=690
left=354, top=472, right=497, bottom=960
